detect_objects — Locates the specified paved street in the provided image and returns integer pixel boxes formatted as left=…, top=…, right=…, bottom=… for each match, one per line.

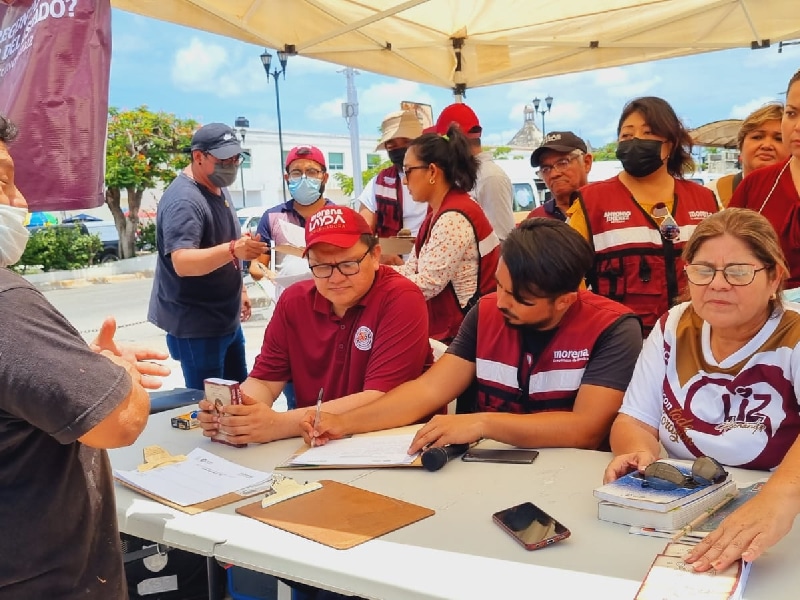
left=42, top=276, right=285, bottom=409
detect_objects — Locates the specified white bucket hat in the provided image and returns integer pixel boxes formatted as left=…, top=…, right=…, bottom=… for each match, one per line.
left=375, top=110, right=423, bottom=151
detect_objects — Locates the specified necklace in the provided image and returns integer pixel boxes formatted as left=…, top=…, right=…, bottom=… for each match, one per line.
left=757, top=156, right=793, bottom=214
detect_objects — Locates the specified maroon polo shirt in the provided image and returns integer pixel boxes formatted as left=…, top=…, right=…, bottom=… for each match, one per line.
left=251, top=265, right=432, bottom=408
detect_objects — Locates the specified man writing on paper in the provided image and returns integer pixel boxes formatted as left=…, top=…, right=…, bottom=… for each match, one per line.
left=197, top=205, right=432, bottom=444
left=302, top=218, right=643, bottom=452
left=0, top=114, right=170, bottom=598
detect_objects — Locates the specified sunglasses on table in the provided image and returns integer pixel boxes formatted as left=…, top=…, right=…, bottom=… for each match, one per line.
left=640, top=456, right=727, bottom=491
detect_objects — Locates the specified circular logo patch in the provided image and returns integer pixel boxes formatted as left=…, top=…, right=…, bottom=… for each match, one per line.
left=353, top=326, right=374, bottom=351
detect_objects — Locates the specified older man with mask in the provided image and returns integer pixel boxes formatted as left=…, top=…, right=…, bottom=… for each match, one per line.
left=358, top=109, right=428, bottom=264
left=197, top=205, right=432, bottom=445
left=527, top=132, right=593, bottom=222
left=149, top=122, right=267, bottom=390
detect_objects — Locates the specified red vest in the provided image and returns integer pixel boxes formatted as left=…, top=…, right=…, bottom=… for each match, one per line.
left=374, top=166, right=404, bottom=237
left=475, top=291, right=635, bottom=413
left=415, top=190, right=500, bottom=343
left=578, top=177, right=718, bottom=334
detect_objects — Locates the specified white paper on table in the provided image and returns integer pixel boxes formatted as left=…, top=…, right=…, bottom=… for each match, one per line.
left=290, top=433, right=419, bottom=466
left=114, top=448, right=274, bottom=506
left=277, top=219, right=307, bottom=249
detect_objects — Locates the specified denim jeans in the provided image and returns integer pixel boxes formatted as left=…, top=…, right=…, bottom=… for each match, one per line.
left=166, top=326, right=248, bottom=390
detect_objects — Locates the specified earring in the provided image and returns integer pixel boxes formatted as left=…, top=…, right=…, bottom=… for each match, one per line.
left=771, top=292, right=777, bottom=300
left=429, top=177, right=436, bottom=185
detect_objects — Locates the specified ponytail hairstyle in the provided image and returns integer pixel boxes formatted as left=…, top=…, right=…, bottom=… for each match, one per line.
left=408, top=123, right=479, bottom=191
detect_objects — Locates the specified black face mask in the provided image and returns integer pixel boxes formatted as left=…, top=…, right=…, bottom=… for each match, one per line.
left=387, top=147, right=408, bottom=170
left=616, top=138, right=665, bottom=178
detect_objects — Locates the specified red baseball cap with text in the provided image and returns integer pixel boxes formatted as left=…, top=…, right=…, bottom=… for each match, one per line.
left=304, top=206, right=372, bottom=255
left=433, top=103, right=482, bottom=138
left=285, top=145, right=326, bottom=171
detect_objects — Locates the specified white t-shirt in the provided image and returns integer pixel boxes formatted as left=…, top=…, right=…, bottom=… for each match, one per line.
left=620, top=301, right=800, bottom=470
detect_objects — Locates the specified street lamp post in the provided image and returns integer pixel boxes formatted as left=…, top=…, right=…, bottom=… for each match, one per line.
left=234, top=116, right=249, bottom=208
left=260, top=49, right=289, bottom=202
left=532, top=95, right=554, bottom=136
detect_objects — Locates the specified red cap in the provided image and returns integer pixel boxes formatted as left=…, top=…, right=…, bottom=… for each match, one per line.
left=433, top=103, right=482, bottom=138
left=304, top=206, right=372, bottom=255
left=285, top=145, right=326, bottom=170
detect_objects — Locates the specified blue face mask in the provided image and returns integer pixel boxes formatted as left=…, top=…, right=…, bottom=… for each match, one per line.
left=287, top=176, right=322, bottom=206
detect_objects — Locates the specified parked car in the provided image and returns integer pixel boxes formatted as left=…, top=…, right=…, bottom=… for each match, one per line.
left=82, top=220, right=121, bottom=262
left=237, top=205, right=270, bottom=236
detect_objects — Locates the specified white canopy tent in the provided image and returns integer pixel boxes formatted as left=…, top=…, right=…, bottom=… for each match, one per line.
left=112, top=0, right=798, bottom=91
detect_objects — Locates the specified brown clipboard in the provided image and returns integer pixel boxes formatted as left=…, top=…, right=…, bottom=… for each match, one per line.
left=236, top=480, right=434, bottom=549
left=115, top=478, right=267, bottom=515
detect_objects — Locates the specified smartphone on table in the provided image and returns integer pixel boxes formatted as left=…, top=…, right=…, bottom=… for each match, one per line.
left=462, top=448, right=539, bottom=464
left=492, top=502, right=571, bottom=550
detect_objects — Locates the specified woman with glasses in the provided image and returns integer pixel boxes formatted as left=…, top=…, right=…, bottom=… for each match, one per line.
left=395, top=124, right=500, bottom=343
left=604, top=208, right=800, bottom=573
left=729, top=69, right=800, bottom=294
left=568, top=96, right=719, bottom=335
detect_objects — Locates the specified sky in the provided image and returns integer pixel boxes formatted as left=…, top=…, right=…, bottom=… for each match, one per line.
left=109, top=9, right=800, bottom=150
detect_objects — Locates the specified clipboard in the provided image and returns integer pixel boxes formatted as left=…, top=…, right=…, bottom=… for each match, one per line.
left=236, top=480, right=435, bottom=549
left=114, top=445, right=273, bottom=514
left=116, top=479, right=269, bottom=515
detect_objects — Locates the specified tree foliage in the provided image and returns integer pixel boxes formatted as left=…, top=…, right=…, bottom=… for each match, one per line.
left=333, top=159, right=393, bottom=198
left=490, top=146, right=512, bottom=160
left=105, top=106, right=197, bottom=258
left=13, top=227, right=102, bottom=272
left=592, top=142, right=618, bottom=161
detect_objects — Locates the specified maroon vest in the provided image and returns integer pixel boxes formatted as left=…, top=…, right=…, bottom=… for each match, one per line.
left=414, top=190, right=500, bottom=343
left=578, top=177, right=718, bottom=334
left=374, top=166, right=404, bottom=237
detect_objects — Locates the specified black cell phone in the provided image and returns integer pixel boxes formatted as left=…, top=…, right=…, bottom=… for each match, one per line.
left=461, top=448, right=539, bottom=464
left=492, top=502, right=571, bottom=550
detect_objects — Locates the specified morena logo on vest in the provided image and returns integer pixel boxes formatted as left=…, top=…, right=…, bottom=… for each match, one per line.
left=552, top=348, right=590, bottom=362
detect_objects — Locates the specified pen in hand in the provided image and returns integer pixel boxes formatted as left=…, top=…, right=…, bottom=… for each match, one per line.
left=310, top=388, right=324, bottom=447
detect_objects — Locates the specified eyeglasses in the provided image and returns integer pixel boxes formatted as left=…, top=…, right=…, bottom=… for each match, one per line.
left=308, top=250, right=370, bottom=279
left=535, top=155, right=580, bottom=178
left=288, top=168, right=324, bottom=181
left=205, top=153, right=244, bottom=167
left=685, top=263, right=767, bottom=286
left=402, top=165, right=429, bottom=179
left=640, top=456, right=727, bottom=491
left=651, top=202, right=681, bottom=241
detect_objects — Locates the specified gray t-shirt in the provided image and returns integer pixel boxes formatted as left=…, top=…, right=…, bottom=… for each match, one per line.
left=0, top=269, right=131, bottom=597
left=148, top=172, right=242, bottom=338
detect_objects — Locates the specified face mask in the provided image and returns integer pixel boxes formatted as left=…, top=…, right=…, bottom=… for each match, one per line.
left=616, top=139, right=665, bottom=178
left=208, top=163, right=239, bottom=188
left=288, top=176, right=322, bottom=206
left=0, top=204, right=30, bottom=267
left=387, top=147, right=408, bottom=171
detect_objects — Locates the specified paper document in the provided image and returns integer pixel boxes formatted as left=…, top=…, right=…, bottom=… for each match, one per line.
left=114, top=448, right=273, bottom=506
left=277, top=219, right=307, bottom=249
left=290, top=433, right=419, bottom=466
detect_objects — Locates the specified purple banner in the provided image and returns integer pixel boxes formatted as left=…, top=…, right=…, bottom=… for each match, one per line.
left=0, top=0, right=111, bottom=211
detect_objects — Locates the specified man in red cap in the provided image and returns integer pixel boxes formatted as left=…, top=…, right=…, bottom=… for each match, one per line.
left=197, top=205, right=432, bottom=445
left=250, top=145, right=336, bottom=278
left=433, top=103, right=515, bottom=240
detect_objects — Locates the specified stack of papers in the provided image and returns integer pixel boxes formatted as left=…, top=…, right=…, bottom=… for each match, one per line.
left=284, top=432, right=420, bottom=468
left=114, top=448, right=274, bottom=507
